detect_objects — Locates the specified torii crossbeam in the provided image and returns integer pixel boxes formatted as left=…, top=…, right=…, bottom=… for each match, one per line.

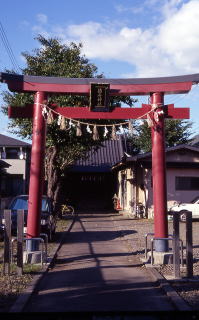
left=1, top=72, right=198, bottom=253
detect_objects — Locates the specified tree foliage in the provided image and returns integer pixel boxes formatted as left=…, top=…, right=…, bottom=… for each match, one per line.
left=128, top=119, right=193, bottom=153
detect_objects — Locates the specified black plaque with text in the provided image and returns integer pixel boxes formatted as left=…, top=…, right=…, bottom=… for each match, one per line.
left=90, top=83, right=110, bottom=111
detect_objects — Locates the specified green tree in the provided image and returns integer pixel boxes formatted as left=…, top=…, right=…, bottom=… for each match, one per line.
left=128, top=119, right=193, bottom=153
left=2, top=35, right=135, bottom=212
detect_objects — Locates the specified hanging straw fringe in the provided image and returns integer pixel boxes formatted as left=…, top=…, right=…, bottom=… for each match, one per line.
left=147, top=114, right=153, bottom=127
left=76, top=121, right=82, bottom=136
left=65, top=119, right=71, bottom=131
left=42, top=105, right=48, bottom=118
left=128, top=121, right=133, bottom=134
left=69, top=119, right=76, bottom=127
left=86, top=125, right=92, bottom=134
left=119, top=125, right=123, bottom=134
left=111, top=125, right=117, bottom=140
left=103, top=126, right=108, bottom=137
left=57, top=115, right=62, bottom=126
left=44, top=104, right=157, bottom=135
left=60, top=116, right=66, bottom=130
left=69, top=119, right=73, bottom=127
left=47, top=109, right=54, bottom=124
left=93, top=125, right=99, bottom=140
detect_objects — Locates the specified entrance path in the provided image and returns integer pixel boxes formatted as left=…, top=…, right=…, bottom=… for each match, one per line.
left=24, top=213, right=175, bottom=313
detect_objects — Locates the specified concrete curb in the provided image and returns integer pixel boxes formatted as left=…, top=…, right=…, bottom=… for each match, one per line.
left=146, top=265, right=192, bottom=311
left=9, top=218, right=75, bottom=313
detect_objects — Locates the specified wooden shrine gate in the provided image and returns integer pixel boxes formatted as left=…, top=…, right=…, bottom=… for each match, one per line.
left=1, top=72, right=198, bottom=252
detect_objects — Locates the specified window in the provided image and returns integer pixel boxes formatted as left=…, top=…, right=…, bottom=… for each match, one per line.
left=6, top=148, right=19, bottom=159
left=176, top=176, right=199, bottom=190
left=1, top=174, right=24, bottom=196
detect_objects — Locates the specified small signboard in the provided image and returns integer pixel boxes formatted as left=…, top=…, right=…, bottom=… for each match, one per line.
left=90, top=83, right=110, bottom=112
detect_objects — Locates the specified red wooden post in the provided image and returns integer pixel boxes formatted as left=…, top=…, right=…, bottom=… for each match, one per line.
left=26, top=91, right=46, bottom=248
left=151, top=92, right=168, bottom=252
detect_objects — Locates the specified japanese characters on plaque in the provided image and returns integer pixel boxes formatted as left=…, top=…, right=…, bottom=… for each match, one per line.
left=90, top=83, right=110, bottom=112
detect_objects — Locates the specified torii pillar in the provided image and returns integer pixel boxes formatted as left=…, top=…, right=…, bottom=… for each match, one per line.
left=26, top=91, right=47, bottom=251
left=150, top=92, right=168, bottom=252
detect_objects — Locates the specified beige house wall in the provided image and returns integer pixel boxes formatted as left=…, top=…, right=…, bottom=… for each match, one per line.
left=126, top=168, right=133, bottom=213
left=117, top=167, right=146, bottom=215
left=116, top=147, right=199, bottom=218
left=167, top=168, right=199, bottom=205
left=118, top=171, right=122, bottom=203
left=117, top=168, right=134, bottom=213
left=5, top=159, right=26, bottom=177
left=117, top=150, right=199, bottom=218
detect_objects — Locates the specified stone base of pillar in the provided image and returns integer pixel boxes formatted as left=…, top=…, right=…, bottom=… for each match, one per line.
left=23, top=251, right=47, bottom=264
left=141, top=251, right=173, bottom=265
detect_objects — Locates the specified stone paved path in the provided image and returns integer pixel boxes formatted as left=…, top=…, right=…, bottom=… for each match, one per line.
left=23, top=212, right=175, bottom=314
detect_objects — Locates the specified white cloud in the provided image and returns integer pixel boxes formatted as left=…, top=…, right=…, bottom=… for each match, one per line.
left=158, top=0, right=199, bottom=73
left=115, top=4, right=144, bottom=14
left=29, top=1, right=199, bottom=78
left=161, top=0, right=183, bottom=18
left=32, top=25, right=50, bottom=38
left=115, top=4, right=127, bottom=13
left=36, top=14, right=48, bottom=25
left=60, top=0, right=199, bottom=77
left=32, top=14, right=49, bottom=38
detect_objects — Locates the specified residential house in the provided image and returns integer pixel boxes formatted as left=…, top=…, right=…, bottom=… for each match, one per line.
left=0, top=134, right=31, bottom=208
left=113, top=145, right=199, bottom=218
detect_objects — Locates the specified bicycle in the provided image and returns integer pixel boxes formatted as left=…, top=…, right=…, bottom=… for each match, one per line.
left=61, top=203, right=74, bottom=218
left=135, top=202, right=146, bottom=219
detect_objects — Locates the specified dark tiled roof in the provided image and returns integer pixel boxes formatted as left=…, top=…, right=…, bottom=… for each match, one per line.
left=0, top=134, right=31, bottom=147
left=70, top=138, right=124, bottom=172
left=125, top=144, right=199, bottom=163
left=190, top=134, right=199, bottom=148
left=0, top=159, right=10, bottom=168
left=1, top=72, right=199, bottom=85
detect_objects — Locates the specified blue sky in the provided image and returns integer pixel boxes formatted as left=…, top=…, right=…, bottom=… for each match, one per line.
left=1, top=0, right=199, bottom=141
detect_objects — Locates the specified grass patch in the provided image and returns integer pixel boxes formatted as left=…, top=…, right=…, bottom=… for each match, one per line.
left=56, top=217, right=70, bottom=232
left=23, top=264, right=42, bottom=274
left=0, top=263, right=41, bottom=274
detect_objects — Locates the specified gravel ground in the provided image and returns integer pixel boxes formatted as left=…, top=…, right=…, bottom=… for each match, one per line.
left=113, top=213, right=199, bottom=310
left=0, top=271, right=34, bottom=312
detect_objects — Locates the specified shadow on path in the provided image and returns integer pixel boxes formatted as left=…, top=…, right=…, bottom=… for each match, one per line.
left=23, top=213, right=175, bottom=313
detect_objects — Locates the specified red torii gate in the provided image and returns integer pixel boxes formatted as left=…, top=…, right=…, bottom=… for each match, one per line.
left=1, top=72, right=198, bottom=252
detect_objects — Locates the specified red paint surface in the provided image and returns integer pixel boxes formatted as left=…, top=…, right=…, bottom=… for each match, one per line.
left=26, top=92, right=46, bottom=238
left=6, top=80, right=192, bottom=95
left=8, top=104, right=33, bottom=118
left=151, top=93, right=168, bottom=240
left=8, top=104, right=190, bottom=119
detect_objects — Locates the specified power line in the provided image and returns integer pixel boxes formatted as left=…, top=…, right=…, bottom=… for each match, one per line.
left=165, top=84, right=199, bottom=105
left=0, top=21, right=20, bottom=73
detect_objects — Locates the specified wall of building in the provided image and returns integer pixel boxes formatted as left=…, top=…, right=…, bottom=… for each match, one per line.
left=126, top=168, right=133, bottom=213
left=118, top=169, right=133, bottom=213
left=117, top=162, right=199, bottom=219
left=167, top=168, right=199, bottom=205
left=143, top=167, right=199, bottom=218
left=5, top=159, right=26, bottom=176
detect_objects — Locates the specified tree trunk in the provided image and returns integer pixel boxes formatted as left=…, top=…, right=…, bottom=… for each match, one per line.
left=45, top=146, right=62, bottom=215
